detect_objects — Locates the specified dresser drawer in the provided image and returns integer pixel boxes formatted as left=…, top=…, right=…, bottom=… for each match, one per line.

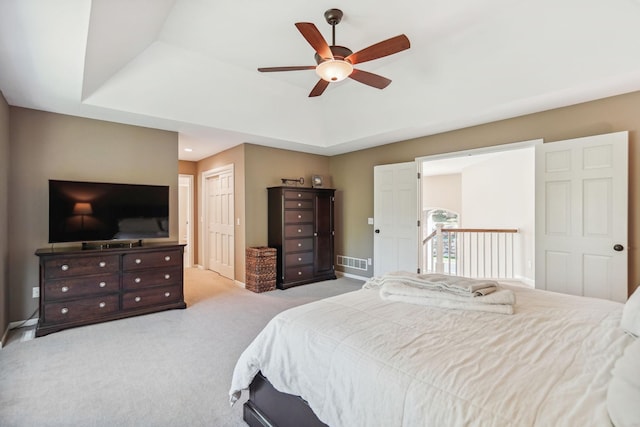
left=284, top=200, right=313, bottom=209
left=284, top=238, right=313, bottom=252
left=284, top=210, right=313, bottom=223
left=283, top=190, right=314, bottom=200
left=122, top=267, right=181, bottom=290
left=122, top=250, right=181, bottom=271
left=122, top=285, right=182, bottom=310
left=43, top=294, right=119, bottom=324
left=44, top=273, right=119, bottom=301
left=285, top=252, right=313, bottom=266
left=284, top=224, right=314, bottom=238
left=284, top=265, right=314, bottom=282
left=44, top=255, right=119, bottom=279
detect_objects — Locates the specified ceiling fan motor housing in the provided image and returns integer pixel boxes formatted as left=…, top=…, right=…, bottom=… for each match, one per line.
left=314, top=46, right=353, bottom=64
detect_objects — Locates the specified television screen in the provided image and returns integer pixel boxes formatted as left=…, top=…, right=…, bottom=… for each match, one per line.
left=49, top=180, right=169, bottom=243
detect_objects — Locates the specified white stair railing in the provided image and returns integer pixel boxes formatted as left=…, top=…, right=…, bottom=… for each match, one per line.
left=423, top=226, right=518, bottom=279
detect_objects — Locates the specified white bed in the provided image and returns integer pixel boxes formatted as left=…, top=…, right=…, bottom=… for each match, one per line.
left=230, top=282, right=636, bottom=426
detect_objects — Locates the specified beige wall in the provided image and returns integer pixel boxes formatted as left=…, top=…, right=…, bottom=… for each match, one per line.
left=194, top=143, right=330, bottom=284
left=8, top=108, right=179, bottom=322
left=331, top=90, right=640, bottom=295
left=0, top=92, right=9, bottom=342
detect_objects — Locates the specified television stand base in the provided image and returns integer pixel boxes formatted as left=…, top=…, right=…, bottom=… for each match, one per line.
left=82, top=240, right=143, bottom=250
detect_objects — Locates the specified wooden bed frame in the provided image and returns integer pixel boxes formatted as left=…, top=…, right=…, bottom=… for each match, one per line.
left=243, top=372, right=327, bottom=427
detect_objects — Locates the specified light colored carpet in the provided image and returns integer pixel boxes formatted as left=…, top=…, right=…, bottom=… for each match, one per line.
left=0, top=268, right=363, bottom=427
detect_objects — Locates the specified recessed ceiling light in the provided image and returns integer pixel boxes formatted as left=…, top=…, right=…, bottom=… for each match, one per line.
left=184, top=148, right=193, bottom=152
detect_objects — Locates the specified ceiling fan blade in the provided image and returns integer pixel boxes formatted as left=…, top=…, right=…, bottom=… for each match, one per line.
left=346, top=34, right=410, bottom=65
left=349, top=69, right=392, bottom=89
left=258, top=66, right=316, bottom=72
left=295, top=22, right=333, bottom=60
left=309, top=79, right=330, bottom=97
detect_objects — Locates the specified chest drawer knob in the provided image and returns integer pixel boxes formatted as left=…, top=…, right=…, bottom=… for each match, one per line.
left=164, top=255, right=171, bottom=261
left=61, top=286, right=69, bottom=293
left=98, top=261, right=106, bottom=268
left=99, top=281, right=106, bottom=288
left=134, top=277, right=141, bottom=284
left=99, top=302, right=106, bottom=308
left=164, top=292, right=171, bottom=297
left=297, top=202, right=302, bottom=207
left=164, top=274, right=170, bottom=280
left=297, top=193, right=302, bottom=198
left=298, top=257, right=302, bottom=261
left=135, top=258, right=142, bottom=264
left=298, top=214, right=302, bottom=219
left=298, top=243, right=302, bottom=247
left=134, top=296, right=141, bottom=302
left=60, top=307, right=69, bottom=314
left=298, top=229, right=302, bottom=233
left=298, top=271, right=302, bottom=276
left=61, top=264, right=69, bottom=271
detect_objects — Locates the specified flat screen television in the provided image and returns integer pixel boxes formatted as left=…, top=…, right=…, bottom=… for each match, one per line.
left=49, top=179, right=169, bottom=244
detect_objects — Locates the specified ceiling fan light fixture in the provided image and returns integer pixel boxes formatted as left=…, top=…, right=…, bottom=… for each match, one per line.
left=315, top=59, right=353, bottom=82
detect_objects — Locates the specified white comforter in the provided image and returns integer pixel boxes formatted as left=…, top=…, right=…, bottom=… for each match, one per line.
left=230, top=285, right=632, bottom=427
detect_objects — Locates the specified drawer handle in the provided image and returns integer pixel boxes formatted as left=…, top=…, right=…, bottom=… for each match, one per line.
left=134, top=277, right=141, bottom=284
left=61, top=286, right=69, bottom=293
left=135, top=259, right=142, bottom=264
left=164, top=292, right=171, bottom=297
left=99, top=302, right=106, bottom=308
left=164, top=256, right=171, bottom=261
left=298, top=271, right=302, bottom=276
left=297, top=203, right=302, bottom=207
left=164, top=274, right=170, bottom=280
left=61, top=264, right=69, bottom=271
left=298, top=257, right=302, bottom=261
left=98, top=261, right=106, bottom=268
left=298, top=214, right=302, bottom=219
left=61, top=307, right=69, bottom=314
left=99, top=281, right=106, bottom=288
left=134, top=296, right=141, bottom=302
left=298, top=243, right=302, bottom=247
left=297, top=193, right=302, bottom=198
left=298, top=229, right=302, bottom=233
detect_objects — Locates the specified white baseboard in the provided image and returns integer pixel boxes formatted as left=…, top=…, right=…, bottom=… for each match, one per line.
left=336, top=270, right=370, bottom=282
left=235, top=280, right=246, bottom=288
left=9, top=318, right=38, bottom=330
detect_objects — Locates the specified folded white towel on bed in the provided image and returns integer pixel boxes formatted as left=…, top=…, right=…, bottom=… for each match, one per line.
left=364, top=272, right=500, bottom=297
left=380, top=290, right=515, bottom=315
left=365, top=272, right=515, bottom=314
left=380, top=280, right=515, bottom=305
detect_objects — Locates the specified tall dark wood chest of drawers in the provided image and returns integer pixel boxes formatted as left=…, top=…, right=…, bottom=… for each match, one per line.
left=35, top=243, right=186, bottom=337
left=268, top=187, right=336, bottom=289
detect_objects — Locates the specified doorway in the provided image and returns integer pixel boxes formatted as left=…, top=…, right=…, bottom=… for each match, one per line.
left=178, top=174, right=194, bottom=268
left=418, top=141, right=537, bottom=283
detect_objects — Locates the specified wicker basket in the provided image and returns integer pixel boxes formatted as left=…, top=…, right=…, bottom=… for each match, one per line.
left=246, top=246, right=277, bottom=293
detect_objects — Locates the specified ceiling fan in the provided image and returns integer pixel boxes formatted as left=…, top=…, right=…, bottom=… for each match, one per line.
left=258, top=9, right=410, bottom=97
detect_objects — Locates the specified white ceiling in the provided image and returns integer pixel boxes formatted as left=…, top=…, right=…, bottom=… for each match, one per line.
left=2, top=0, right=640, bottom=161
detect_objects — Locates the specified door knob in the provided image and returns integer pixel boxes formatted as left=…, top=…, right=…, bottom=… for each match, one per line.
left=613, top=244, right=624, bottom=252
left=375, top=229, right=380, bottom=234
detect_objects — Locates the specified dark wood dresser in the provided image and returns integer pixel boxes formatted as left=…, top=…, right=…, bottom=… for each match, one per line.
left=268, top=187, right=336, bottom=289
left=35, top=243, right=186, bottom=337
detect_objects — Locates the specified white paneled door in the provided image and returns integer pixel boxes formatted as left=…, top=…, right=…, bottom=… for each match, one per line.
left=535, top=131, right=628, bottom=302
left=178, top=174, right=193, bottom=268
left=204, top=165, right=234, bottom=280
left=373, top=162, right=419, bottom=276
